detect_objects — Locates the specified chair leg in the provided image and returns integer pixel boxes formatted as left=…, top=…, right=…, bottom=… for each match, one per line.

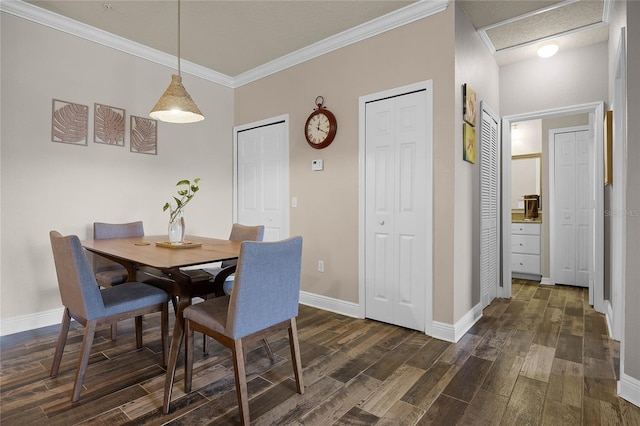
left=288, top=318, right=304, bottom=395
left=110, top=323, right=118, bottom=341
left=50, top=308, right=71, bottom=377
left=202, top=294, right=211, bottom=355
left=203, top=333, right=210, bottom=355
left=261, top=338, right=275, bottom=362
left=72, top=319, right=97, bottom=402
left=135, top=316, right=143, bottom=349
left=161, top=303, right=169, bottom=367
left=231, top=338, right=250, bottom=426
left=184, top=320, right=194, bottom=393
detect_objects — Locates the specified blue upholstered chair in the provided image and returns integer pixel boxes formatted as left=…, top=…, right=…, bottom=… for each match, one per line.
left=92, top=221, right=144, bottom=287
left=187, top=223, right=264, bottom=354
left=49, top=231, right=169, bottom=402
left=198, top=223, right=265, bottom=295
left=92, top=221, right=145, bottom=340
left=176, top=237, right=304, bottom=424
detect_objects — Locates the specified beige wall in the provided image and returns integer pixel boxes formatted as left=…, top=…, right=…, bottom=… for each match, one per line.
left=454, top=2, right=500, bottom=319
left=235, top=2, right=499, bottom=326
left=0, top=13, right=235, bottom=322
left=235, top=7, right=459, bottom=322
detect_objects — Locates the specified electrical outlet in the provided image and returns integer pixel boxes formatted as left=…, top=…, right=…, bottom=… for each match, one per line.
left=317, top=260, right=325, bottom=272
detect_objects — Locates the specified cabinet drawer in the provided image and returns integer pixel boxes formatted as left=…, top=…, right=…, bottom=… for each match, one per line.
left=511, top=223, right=540, bottom=236
left=512, top=235, right=540, bottom=255
left=511, top=253, right=540, bottom=275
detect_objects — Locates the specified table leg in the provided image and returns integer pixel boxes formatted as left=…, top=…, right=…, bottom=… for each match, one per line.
left=162, top=275, right=192, bottom=414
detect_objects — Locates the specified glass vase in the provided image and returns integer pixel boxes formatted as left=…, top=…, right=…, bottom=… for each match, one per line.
left=168, top=212, right=185, bottom=244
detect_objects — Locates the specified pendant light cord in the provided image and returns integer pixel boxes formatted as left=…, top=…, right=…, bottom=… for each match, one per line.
left=177, top=0, right=181, bottom=77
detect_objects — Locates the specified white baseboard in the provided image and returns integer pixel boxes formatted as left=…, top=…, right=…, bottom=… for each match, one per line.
left=299, top=290, right=360, bottom=319
left=430, top=302, right=483, bottom=343
left=618, top=372, right=640, bottom=408
left=540, top=277, right=551, bottom=285
left=0, top=307, right=64, bottom=337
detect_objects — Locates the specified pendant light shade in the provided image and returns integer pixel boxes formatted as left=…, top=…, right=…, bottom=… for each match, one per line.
left=150, top=0, right=204, bottom=123
left=150, top=74, right=204, bottom=123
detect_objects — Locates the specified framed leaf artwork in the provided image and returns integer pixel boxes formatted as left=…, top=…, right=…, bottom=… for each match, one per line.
left=463, top=122, right=476, bottom=164
left=51, top=99, right=88, bottom=145
left=130, top=115, right=157, bottom=155
left=463, top=84, right=477, bottom=127
left=94, top=103, right=125, bottom=146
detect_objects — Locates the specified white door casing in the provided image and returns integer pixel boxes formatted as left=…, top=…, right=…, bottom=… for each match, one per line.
left=479, top=102, right=500, bottom=308
left=361, top=82, right=433, bottom=332
left=550, top=127, right=591, bottom=288
left=233, top=116, right=289, bottom=241
left=501, top=102, right=604, bottom=310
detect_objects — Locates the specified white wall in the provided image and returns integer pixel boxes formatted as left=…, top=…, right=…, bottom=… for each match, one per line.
left=0, top=13, right=235, bottom=332
left=500, top=42, right=608, bottom=116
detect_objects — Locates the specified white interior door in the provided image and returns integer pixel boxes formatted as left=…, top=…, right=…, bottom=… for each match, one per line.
left=364, top=89, right=430, bottom=332
left=234, top=117, right=289, bottom=241
left=551, top=127, right=591, bottom=287
left=479, top=102, right=500, bottom=308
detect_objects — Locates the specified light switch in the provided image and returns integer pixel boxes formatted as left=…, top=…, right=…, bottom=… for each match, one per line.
left=312, top=159, right=324, bottom=171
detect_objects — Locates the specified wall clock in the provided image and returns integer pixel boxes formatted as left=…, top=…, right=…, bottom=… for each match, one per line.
left=305, top=96, right=337, bottom=149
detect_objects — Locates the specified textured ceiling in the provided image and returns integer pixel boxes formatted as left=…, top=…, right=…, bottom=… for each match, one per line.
left=20, top=0, right=610, bottom=77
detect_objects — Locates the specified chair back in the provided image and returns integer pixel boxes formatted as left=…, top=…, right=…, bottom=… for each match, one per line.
left=50, top=231, right=105, bottom=320
left=226, top=236, right=303, bottom=339
left=222, top=223, right=265, bottom=268
left=93, top=221, right=144, bottom=273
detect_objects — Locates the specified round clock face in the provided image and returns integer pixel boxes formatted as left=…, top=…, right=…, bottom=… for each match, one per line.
left=305, top=109, right=337, bottom=149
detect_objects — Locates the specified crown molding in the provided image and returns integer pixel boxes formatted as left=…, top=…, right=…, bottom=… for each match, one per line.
left=232, top=0, right=451, bottom=87
left=1, top=0, right=451, bottom=89
left=0, top=0, right=235, bottom=87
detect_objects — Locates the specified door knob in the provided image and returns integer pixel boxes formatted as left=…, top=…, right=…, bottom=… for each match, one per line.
left=379, top=220, right=385, bottom=225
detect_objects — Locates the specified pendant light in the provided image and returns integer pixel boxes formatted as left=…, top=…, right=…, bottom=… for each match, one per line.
left=150, top=0, right=204, bottom=123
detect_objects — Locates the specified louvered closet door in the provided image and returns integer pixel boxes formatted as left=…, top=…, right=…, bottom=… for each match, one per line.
left=479, top=102, right=500, bottom=308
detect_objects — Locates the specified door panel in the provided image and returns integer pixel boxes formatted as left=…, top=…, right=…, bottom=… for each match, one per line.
left=236, top=120, right=288, bottom=241
left=365, top=90, right=428, bottom=331
left=552, top=129, right=591, bottom=287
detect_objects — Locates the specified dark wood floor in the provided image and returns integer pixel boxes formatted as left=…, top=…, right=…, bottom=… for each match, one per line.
left=1, top=279, right=639, bottom=425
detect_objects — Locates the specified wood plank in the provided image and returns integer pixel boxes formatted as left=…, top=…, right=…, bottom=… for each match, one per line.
left=542, top=399, right=582, bottom=426
left=555, top=332, right=583, bottom=363
left=299, top=373, right=381, bottom=426
left=415, top=394, right=468, bottom=425
left=253, top=375, right=343, bottom=425
left=501, top=376, right=547, bottom=425
left=520, top=343, right=556, bottom=382
left=546, top=358, right=583, bottom=408
left=376, top=400, right=426, bottom=426
left=456, top=389, right=509, bottom=426
left=481, top=351, right=525, bottom=397
left=441, top=355, right=492, bottom=403
left=358, top=364, right=425, bottom=416
left=401, top=361, right=455, bottom=410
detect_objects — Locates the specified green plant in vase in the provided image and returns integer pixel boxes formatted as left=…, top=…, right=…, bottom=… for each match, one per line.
left=164, top=178, right=200, bottom=244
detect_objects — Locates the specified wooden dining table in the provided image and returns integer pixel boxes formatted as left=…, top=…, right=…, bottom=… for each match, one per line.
left=81, top=234, right=241, bottom=414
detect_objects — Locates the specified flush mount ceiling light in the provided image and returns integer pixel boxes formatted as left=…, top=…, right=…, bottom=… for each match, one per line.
left=150, top=0, right=204, bottom=123
left=537, top=42, right=559, bottom=58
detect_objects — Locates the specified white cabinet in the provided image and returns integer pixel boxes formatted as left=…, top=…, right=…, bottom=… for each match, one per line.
left=511, top=222, right=541, bottom=279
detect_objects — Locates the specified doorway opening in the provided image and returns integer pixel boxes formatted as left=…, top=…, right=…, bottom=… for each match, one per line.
left=501, top=102, right=605, bottom=312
